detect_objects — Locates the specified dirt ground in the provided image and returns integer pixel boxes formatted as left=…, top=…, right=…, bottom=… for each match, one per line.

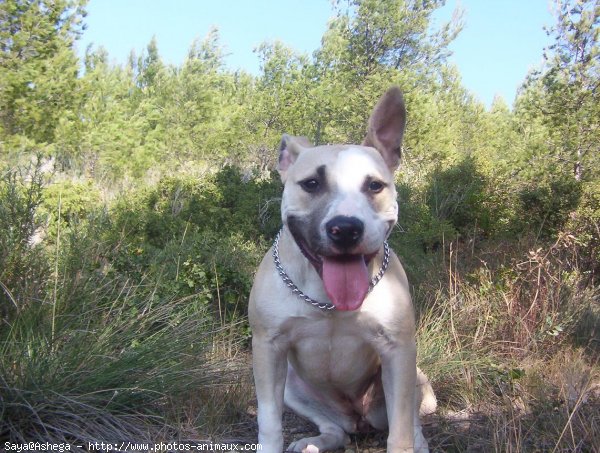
left=221, top=406, right=444, bottom=453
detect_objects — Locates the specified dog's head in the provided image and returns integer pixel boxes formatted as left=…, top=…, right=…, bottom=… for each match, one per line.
left=278, top=87, right=406, bottom=311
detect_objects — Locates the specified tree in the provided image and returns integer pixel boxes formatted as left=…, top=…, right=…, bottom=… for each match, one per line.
left=54, top=46, right=149, bottom=178
left=316, top=0, right=462, bottom=82
left=304, top=0, right=465, bottom=151
left=163, top=28, right=236, bottom=163
left=0, top=0, right=87, bottom=144
left=521, top=0, right=599, bottom=181
left=137, top=36, right=163, bottom=90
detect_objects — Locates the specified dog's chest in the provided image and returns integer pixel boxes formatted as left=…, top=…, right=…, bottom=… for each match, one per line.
left=285, top=314, right=381, bottom=388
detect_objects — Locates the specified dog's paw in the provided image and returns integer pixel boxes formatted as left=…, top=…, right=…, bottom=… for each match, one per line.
left=287, top=431, right=349, bottom=453
left=286, top=440, right=319, bottom=453
left=303, top=445, right=319, bottom=453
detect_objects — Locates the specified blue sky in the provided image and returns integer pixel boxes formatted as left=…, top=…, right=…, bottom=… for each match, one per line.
left=77, top=0, right=555, bottom=108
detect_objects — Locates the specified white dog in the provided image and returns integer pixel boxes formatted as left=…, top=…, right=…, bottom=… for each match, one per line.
left=249, top=87, right=435, bottom=453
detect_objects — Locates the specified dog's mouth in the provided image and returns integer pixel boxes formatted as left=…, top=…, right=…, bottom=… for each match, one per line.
left=321, top=254, right=371, bottom=311
left=296, top=239, right=376, bottom=311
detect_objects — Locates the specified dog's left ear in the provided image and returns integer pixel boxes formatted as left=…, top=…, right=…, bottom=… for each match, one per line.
left=278, top=134, right=313, bottom=182
left=362, top=86, right=406, bottom=172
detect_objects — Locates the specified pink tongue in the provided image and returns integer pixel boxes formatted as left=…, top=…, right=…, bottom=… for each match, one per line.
left=322, top=255, right=370, bottom=311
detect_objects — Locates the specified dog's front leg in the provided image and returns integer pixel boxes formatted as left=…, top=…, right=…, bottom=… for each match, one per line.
left=252, top=333, right=288, bottom=453
left=381, top=342, right=418, bottom=453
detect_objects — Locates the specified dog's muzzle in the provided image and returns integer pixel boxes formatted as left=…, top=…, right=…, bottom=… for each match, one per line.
left=273, top=229, right=390, bottom=311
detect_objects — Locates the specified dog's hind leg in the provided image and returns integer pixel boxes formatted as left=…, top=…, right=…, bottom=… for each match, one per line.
left=284, top=366, right=354, bottom=452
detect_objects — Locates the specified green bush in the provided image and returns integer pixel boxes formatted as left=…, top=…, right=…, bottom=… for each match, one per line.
left=566, top=180, right=600, bottom=277
left=41, top=179, right=102, bottom=232
left=133, top=167, right=281, bottom=248
left=0, top=161, right=49, bottom=317
left=517, top=174, right=582, bottom=238
left=391, top=182, right=456, bottom=283
left=91, top=168, right=282, bottom=320
left=425, top=157, right=492, bottom=237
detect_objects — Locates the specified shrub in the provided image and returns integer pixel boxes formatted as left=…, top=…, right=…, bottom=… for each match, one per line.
left=425, top=157, right=492, bottom=237
left=102, top=168, right=281, bottom=318
left=0, top=159, right=49, bottom=318
left=516, top=174, right=582, bottom=238
left=566, top=180, right=600, bottom=278
left=41, top=179, right=102, bottom=233
left=391, top=182, right=456, bottom=285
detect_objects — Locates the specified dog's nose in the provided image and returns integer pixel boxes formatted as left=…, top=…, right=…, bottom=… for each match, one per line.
left=326, top=216, right=364, bottom=249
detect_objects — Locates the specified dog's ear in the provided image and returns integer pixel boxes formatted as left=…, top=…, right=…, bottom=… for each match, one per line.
left=362, top=86, right=406, bottom=172
left=278, top=134, right=313, bottom=182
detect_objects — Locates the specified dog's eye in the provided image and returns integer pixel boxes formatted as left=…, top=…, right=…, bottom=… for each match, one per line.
left=300, top=178, right=320, bottom=193
left=368, top=180, right=385, bottom=193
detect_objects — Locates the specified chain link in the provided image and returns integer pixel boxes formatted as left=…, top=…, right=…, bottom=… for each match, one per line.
left=272, top=228, right=390, bottom=311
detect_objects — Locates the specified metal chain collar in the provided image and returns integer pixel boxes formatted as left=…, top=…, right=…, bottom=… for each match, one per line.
left=272, top=228, right=390, bottom=311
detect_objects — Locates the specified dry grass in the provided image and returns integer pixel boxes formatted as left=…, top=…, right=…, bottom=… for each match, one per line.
left=411, top=234, right=599, bottom=452
left=423, top=349, right=599, bottom=452
left=204, top=236, right=599, bottom=452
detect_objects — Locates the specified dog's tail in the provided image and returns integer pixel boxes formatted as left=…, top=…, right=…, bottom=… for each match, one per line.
left=416, top=367, right=437, bottom=416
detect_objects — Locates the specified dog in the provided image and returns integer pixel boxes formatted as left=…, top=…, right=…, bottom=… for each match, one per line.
left=249, top=87, right=435, bottom=453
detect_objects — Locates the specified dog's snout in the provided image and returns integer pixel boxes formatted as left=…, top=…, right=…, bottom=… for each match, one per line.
left=326, top=216, right=364, bottom=248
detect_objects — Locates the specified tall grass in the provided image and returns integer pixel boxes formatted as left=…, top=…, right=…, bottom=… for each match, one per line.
left=413, top=233, right=599, bottom=452
left=0, top=165, right=251, bottom=446
left=1, top=268, right=251, bottom=445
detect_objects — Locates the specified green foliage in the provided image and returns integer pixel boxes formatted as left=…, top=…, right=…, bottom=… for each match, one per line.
left=0, top=158, right=49, bottom=315
left=517, top=174, right=582, bottom=238
left=566, top=180, right=600, bottom=275
left=0, top=0, right=86, bottom=143
left=41, top=179, right=102, bottom=230
left=425, top=157, right=492, bottom=236
left=0, top=167, right=259, bottom=444
left=100, top=167, right=280, bottom=321
left=389, top=181, right=455, bottom=281
left=519, top=0, right=599, bottom=181
left=320, top=0, right=462, bottom=81
left=54, top=46, right=149, bottom=177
